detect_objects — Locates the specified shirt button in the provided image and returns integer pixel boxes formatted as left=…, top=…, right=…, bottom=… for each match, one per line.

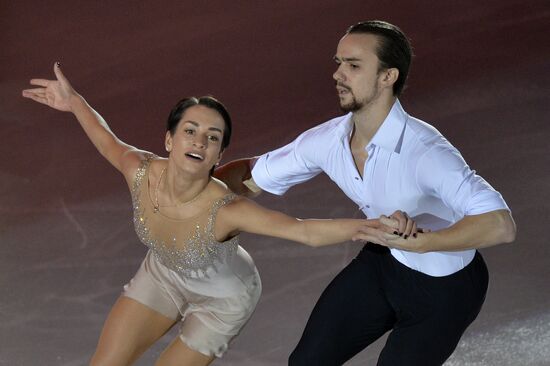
left=355, top=177, right=359, bottom=180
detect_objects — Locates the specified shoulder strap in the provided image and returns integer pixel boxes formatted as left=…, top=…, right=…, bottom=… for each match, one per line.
left=206, top=193, right=237, bottom=240
left=131, top=153, right=155, bottom=200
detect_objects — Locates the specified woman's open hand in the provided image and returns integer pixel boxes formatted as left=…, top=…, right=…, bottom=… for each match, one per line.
left=22, top=62, right=77, bottom=112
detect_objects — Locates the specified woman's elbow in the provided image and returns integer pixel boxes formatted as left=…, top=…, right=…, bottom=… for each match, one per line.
left=302, top=238, right=321, bottom=247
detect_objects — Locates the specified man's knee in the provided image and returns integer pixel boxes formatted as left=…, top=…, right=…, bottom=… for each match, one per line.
left=288, top=347, right=305, bottom=366
left=288, top=338, right=349, bottom=366
left=288, top=344, right=326, bottom=366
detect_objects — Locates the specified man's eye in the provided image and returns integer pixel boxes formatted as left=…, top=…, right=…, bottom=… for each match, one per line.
left=350, top=64, right=359, bottom=69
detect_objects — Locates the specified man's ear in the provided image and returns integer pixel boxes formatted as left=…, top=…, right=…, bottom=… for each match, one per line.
left=380, top=68, right=399, bottom=89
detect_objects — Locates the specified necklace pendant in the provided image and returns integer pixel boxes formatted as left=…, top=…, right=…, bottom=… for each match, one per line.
left=153, top=206, right=159, bottom=213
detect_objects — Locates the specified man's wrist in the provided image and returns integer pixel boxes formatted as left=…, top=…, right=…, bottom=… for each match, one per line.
left=243, top=178, right=261, bottom=194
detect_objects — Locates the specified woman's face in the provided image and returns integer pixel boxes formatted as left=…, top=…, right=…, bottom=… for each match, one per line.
left=165, top=105, right=225, bottom=176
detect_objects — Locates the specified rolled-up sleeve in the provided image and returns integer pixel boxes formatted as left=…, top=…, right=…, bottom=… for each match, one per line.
left=252, top=132, right=323, bottom=196
left=416, top=145, right=509, bottom=217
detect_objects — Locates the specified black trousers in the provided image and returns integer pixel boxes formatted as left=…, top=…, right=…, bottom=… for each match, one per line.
left=288, top=244, right=489, bottom=366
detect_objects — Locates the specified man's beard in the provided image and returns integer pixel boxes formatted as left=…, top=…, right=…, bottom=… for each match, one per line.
left=336, top=83, right=361, bottom=112
left=339, top=95, right=362, bottom=112
left=339, top=84, right=380, bottom=113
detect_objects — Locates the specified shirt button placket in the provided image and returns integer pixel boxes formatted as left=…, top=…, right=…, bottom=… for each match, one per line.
left=362, top=145, right=375, bottom=210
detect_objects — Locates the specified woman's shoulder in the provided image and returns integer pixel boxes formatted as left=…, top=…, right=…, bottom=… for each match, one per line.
left=208, top=178, right=248, bottom=209
left=122, top=150, right=166, bottom=187
left=133, top=151, right=166, bottom=167
left=210, top=177, right=234, bottom=196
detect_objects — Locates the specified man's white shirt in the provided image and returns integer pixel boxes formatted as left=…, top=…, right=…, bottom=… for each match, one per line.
left=252, top=100, right=509, bottom=276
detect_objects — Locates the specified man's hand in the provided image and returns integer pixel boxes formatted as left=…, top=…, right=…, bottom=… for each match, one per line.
left=352, top=210, right=428, bottom=250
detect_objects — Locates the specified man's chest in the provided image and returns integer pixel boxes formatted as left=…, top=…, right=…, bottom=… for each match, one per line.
left=323, top=147, right=421, bottom=213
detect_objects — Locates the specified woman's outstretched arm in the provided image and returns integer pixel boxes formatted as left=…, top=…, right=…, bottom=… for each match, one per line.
left=22, top=62, right=139, bottom=175
left=217, top=196, right=414, bottom=247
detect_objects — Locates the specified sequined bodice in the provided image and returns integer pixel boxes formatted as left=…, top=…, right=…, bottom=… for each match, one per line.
left=132, top=154, right=238, bottom=277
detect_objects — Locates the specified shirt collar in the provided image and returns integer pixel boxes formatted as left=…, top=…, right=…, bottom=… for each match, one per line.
left=336, top=113, right=354, bottom=138
left=337, top=99, right=408, bottom=154
left=369, top=99, right=408, bottom=154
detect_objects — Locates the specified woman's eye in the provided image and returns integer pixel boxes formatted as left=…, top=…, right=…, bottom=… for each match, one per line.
left=208, top=135, right=219, bottom=142
left=184, top=129, right=194, bottom=135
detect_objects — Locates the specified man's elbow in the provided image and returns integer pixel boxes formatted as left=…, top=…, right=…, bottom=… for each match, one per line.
left=497, top=211, right=517, bottom=244
left=501, top=220, right=517, bottom=243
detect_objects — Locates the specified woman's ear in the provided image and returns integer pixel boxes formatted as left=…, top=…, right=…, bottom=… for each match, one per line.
left=215, top=150, right=224, bottom=166
left=165, top=131, right=172, bottom=152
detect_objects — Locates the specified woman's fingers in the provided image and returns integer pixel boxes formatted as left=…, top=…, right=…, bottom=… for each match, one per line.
left=22, top=89, right=44, bottom=99
left=29, top=78, right=49, bottom=87
left=379, top=215, right=399, bottom=231
left=22, top=87, right=46, bottom=95
left=403, top=214, right=414, bottom=238
left=353, top=220, right=399, bottom=245
left=387, top=211, right=423, bottom=239
left=389, top=210, right=407, bottom=234
left=22, top=63, right=77, bottom=111
left=22, top=92, right=49, bottom=105
left=411, top=221, right=418, bottom=238
left=53, top=62, right=69, bottom=84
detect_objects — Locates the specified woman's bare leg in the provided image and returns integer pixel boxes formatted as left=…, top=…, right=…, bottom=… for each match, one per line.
left=155, top=338, right=215, bottom=366
left=90, top=296, right=177, bottom=366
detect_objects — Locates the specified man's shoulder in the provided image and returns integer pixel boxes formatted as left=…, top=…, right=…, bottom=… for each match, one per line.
left=406, top=115, right=441, bottom=137
left=405, top=115, right=451, bottom=149
left=300, top=113, right=351, bottom=140
left=402, top=115, right=464, bottom=168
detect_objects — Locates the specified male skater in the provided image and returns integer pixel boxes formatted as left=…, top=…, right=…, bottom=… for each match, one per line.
left=216, top=20, right=516, bottom=365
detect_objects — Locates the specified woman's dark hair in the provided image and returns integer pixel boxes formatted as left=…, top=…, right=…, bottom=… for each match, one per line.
left=166, top=96, right=232, bottom=152
left=346, top=20, right=413, bottom=96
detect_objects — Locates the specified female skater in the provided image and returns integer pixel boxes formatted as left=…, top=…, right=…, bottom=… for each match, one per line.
left=22, top=63, right=414, bottom=366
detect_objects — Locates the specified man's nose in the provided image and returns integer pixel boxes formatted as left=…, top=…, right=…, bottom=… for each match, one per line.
left=333, top=65, right=345, bottom=82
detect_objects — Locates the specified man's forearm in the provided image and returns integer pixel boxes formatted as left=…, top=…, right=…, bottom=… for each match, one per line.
left=417, top=209, right=516, bottom=252
left=214, top=157, right=260, bottom=196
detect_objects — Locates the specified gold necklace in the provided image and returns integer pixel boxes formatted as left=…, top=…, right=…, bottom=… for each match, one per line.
left=153, top=167, right=206, bottom=213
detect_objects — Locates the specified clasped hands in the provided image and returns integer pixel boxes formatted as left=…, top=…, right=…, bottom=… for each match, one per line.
left=353, top=211, right=429, bottom=253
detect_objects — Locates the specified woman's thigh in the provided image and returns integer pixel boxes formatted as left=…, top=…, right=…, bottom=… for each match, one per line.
left=90, top=296, right=177, bottom=366
left=155, top=338, right=215, bottom=366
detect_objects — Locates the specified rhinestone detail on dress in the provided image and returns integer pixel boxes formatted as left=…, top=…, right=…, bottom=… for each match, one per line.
left=131, top=154, right=238, bottom=278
